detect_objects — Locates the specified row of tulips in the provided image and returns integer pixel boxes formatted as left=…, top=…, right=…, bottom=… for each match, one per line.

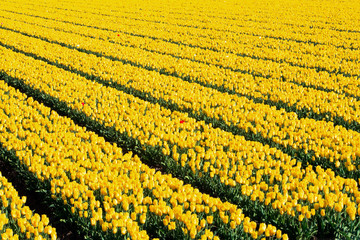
left=3, top=0, right=360, bottom=52
left=2, top=4, right=360, bottom=80
left=1, top=4, right=360, bottom=99
left=1, top=26, right=360, bottom=180
left=0, top=170, right=57, bottom=240
left=1, top=15, right=360, bottom=135
left=0, top=79, right=286, bottom=239
left=1, top=43, right=360, bottom=238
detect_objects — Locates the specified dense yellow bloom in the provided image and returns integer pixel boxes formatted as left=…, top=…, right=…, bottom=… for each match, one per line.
left=1, top=0, right=360, bottom=238
left=7, top=1, right=360, bottom=182
left=1, top=3, right=360, bottom=174
left=0, top=80, right=284, bottom=239
left=1, top=42, right=360, bottom=229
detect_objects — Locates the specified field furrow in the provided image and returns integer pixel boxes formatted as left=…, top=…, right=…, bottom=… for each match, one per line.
left=0, top=168, right=57, bottom=240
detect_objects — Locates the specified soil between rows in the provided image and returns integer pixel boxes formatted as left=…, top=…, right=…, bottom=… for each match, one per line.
left=0, top=156, right=84, bottom=240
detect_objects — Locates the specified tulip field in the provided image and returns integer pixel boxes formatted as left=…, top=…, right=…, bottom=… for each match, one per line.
left=1, top=0, right=360, bottom=239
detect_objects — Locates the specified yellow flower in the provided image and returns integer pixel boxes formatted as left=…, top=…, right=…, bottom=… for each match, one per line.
left=206, top=216, right=213, bottom=225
